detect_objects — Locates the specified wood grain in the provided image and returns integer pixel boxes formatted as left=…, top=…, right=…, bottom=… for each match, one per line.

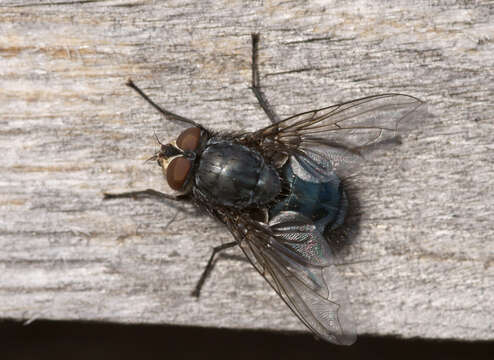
left=0, top=0, right=492, bottom=342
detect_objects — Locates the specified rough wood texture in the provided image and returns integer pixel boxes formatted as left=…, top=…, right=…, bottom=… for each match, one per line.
left=1, top=0, right=492, bottom=342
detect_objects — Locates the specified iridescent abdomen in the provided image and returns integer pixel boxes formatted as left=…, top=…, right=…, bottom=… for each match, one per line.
left=269, top=162, right=348, bottom=235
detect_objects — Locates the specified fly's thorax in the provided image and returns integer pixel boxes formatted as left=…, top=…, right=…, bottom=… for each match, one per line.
left=194, top=140, right=281, bottom=208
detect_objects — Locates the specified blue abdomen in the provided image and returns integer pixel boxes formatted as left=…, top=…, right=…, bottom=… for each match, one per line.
left=269, top=162, right=348, bottom=235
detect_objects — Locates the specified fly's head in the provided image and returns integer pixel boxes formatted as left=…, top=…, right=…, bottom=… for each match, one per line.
left=150, top=127, right=205, bottom=194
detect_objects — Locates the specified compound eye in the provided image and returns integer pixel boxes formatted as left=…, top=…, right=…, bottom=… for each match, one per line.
left=167, top=156, right=192, bottom=191
left=176, top=127, right=201, bottom=151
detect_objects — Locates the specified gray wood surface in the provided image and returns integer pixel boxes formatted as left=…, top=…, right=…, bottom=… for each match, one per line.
left=1, top=0, right=492, bottom=342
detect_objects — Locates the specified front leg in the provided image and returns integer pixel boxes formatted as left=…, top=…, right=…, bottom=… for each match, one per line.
left=103, top=188, right=184, bottom=201
left=126, top=80, right=200, bottom=128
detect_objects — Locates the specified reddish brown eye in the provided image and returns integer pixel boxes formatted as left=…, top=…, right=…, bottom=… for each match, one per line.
left=176, top=127, right=201, bottom=151
left=166, top=156, right=192, bottom=191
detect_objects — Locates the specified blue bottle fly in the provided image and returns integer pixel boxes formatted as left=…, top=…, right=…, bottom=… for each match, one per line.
left=104, top=34, right=425, bottom=345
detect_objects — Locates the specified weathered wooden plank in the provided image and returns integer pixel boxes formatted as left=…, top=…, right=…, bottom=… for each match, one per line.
left=0, top=0, right=492, bottom=342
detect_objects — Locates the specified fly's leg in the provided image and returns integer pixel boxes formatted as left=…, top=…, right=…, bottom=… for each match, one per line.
left=103, top=189, right=184, bottom=201
left=250, top=33, right=281, bottom=124
left=126, top=80, right=201, bottom=128
left=191, top=241, right=238, bottom=297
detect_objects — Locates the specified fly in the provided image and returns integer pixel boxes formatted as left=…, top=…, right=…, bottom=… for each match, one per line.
left=104, top=34, right=425, bottom=345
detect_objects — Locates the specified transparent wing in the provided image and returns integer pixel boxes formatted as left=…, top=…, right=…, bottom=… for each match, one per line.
left=225, top=211, right=356, bottom=345
left=255, top=93, right=424, bottom=149
left=248, top=93, right=425, bottom=179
